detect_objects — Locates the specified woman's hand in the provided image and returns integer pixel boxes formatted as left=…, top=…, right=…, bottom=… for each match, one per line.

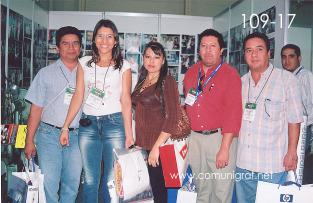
left=148, top=146, right=160, bottom=167
left=125, top=136, right=135, bottom=148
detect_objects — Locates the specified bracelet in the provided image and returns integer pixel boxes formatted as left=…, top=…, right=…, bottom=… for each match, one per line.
left=61, top=127, right=69, bottom=132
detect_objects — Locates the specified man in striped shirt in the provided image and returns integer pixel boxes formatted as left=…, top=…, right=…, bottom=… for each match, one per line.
left=281, top=44, right=313, bottom=185
left=235, top=32, right=303, bottom=203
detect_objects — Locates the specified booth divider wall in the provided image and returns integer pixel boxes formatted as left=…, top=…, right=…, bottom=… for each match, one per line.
left=49, top=11, right=213, bottom=95
left=213, top=0, right=289, bottom=75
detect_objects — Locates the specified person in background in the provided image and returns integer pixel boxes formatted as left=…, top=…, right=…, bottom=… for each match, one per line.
left=236, top=32, right=303, bottom=203
left=183, top=28, right=242, bottom=203
left=131, top=41, right=181, bottom=203
left=281, top=43, right=313, bottom=185
left=24, top=26, right=83, bottom=203
left=281, top=44, right=313, bottom=154
left=59, top=19, right=134, bottom=203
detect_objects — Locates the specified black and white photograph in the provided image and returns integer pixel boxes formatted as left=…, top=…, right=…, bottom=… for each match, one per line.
left=48, top=29, right=58, bottom=60
left=125, top=33, right=141, bottom=54
left=166, top=51, right=179, bottom=66
left=8, top=9, right=23, bottom=41
left=126, top=53, right=141, bottom=91
left=8, top=69, right=23, bottom=87
left=118, top=33, right=125, bottom=57
left=180, top=54, right=195, bottom=74
left=181, top=35, right=195, bottom=54
left=161, top=34, right=180, bottom=50
left=23, top=17, right=32, bottom=39
left=86, top=30, right=93, bottom=50
left=80, top=30, right=86, bottom=52
left=33, top=23, right=47, bottom=72
left=230, top=24, right=242, bottom=52
left=229, top=50, right=241, bottom=70
left=141, top=34, right=157, bottom=53
left=1, top=5, right=7, bottom=71
left=22, top=57, right=31, bottom=87
left=168, top=66, right=179, bottom=81
left=126, top=53, right=141, bottom=75
left=8, top=39, right=22, bottom=68
left=258, top=6, right=276, bottom=34
left=23, top=38, right=31, bottom=58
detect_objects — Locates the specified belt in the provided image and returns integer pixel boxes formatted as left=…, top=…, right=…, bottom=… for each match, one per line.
left=42, top=122, right=75, bottom=131
left=194, top=129, right=219, bottom=135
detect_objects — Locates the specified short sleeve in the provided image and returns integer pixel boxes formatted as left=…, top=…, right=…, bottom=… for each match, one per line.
left=161, top=76, right=180, bottom=135
left=121, top=60, right=131, bottom=74
left=221, top=68, right=242, bottom=134
left=285, top=71, right=303, bottom=123
left=25, top=69, right=46, bottom=107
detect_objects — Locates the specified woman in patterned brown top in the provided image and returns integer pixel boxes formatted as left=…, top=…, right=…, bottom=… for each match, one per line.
left=131, top=41, right=180, bottom=203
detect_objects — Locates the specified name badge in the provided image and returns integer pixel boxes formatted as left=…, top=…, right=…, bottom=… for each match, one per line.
left=64, top=87, right=75, bottom=105
left=243, top=103, right=257, bottom=121
left=185, top=88, right=197, bottom=106
left=85, top=87, right=105, bottom=108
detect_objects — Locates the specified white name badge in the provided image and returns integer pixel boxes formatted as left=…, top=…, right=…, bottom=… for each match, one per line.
left=243, top=103, right=257, bottom=122
left=185, top=88, right=197, bottom=106
left=85, top=87, right=105, bottom=108
left=64, top=87, right=75, bottom=105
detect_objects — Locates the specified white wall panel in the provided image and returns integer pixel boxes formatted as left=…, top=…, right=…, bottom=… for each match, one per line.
left=49, top=11, right=102, bottom=30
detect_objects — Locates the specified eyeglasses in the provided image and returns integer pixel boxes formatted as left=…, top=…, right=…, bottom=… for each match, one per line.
left=95, top=34, right=115, bottom=40
left=60, top=41, right=80, bottom=48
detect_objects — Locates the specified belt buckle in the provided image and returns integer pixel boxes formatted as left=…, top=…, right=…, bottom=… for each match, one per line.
left=202, top=130, right=211, bottom=135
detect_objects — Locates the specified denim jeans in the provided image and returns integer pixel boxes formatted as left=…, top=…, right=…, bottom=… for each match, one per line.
left=79, top=112, right=125, bottom=203
left=235, top=167, right=287, bottom=203
left=35, top=122, right=82, bottom=203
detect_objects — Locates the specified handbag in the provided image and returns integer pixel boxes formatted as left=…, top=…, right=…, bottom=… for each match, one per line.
left=255, top=172, right=313, bottom=203
left=159, top=138, right=188, bottom=187
left=160, top=79, right=191, bottom=140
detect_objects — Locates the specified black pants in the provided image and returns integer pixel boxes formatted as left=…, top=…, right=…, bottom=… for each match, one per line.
left=147, top=151, right=167, bottom=203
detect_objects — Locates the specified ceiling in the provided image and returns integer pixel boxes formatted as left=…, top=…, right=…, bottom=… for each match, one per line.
left=35, top=0, right=240, bottom=17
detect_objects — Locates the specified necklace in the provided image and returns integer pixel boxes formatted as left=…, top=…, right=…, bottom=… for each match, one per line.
left=140, top=74, right=159, bottom=92
left=97, top=59, right=112, bottom=67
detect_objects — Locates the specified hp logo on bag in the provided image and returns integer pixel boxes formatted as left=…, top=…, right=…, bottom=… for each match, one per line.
left=280, top=194, right=293, bottom=202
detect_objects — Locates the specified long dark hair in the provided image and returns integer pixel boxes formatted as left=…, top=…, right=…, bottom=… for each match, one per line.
left=135, top=41, right=168, bottom=91
left=87, top=19, right=123, bottom=70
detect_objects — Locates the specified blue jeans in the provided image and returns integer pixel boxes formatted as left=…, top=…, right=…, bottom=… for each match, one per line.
left=235, top=167, right=287, bottom=203
left=35, top=122, right=82, bottom=203
left=79, top=112, right=125, bottom=203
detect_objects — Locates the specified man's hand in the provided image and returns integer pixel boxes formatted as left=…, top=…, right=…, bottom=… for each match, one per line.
left=60, top=130, right=69, bottom=146
left=216, top=148, right=229, bottom=169
left=283, top=150, right=298, bottom=171
left=24, top=141, right=36, bottom=159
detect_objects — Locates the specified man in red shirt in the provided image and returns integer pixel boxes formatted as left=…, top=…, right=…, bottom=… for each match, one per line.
left=183, top=29, right=242, bottom=203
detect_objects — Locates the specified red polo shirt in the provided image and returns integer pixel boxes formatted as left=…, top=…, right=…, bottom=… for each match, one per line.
left=183, top=61, right=242, bottom=135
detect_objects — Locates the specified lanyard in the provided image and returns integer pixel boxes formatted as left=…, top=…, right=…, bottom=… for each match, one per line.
left=196, top=63, right=222, bottom=96
left=247, top=65, right=274, bottom=104
left=94, top=61, right=111, bottom=91
left=295, top=66, right=303, bottom=76
left=59, top=64, right=77, bottom=88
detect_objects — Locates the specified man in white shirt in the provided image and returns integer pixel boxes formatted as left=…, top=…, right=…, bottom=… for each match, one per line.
left=281, top=44, right=313, bottom=154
